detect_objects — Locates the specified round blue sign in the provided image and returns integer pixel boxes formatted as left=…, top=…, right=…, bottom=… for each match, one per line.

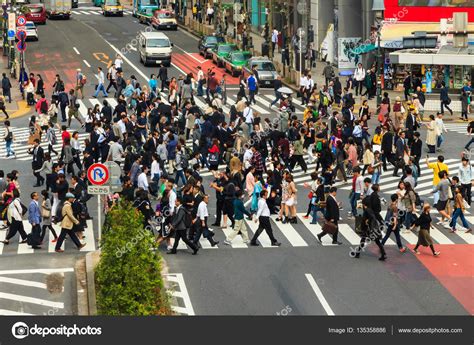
left=7, top=29, right=15, bottom=38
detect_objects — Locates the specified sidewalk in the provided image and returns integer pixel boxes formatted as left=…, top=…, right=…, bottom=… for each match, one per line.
left=0, top=55, right=31, bottom=121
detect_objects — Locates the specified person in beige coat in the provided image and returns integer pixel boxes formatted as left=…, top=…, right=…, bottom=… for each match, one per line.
left=424, top=114, right=437, bottom=154
left=54, top=193, right=85, bottom=253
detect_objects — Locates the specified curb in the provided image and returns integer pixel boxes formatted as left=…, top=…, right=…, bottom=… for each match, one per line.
left=85, top=251, right=99, bottom=315
left=0, top=100, right=31, bottom=122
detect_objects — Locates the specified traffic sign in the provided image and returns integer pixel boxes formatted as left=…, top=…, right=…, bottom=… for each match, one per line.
left=7, top=29, right=15, bottom=39
left=16, top=15, right=26, bottom=26
left=87, top=163, right=110, bottom=186
left=87, top=185, right=110, bottom=195
left=16, top=30, right=26, bottom=41
left=16, top=40, right=26, bottom=52
left=104, top=161, right=122, bottom=193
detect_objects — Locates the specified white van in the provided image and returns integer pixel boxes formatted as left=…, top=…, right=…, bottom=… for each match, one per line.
left=138, top=31, right=173, bottom=67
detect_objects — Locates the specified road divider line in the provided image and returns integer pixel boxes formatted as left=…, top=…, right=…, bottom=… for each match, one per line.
left=0, top=277, right=47, bottom=289
left=73, top=47, right=80, bottom=55
left=83, top=60, right=91, bottom=68
left=0, top=292, right=64, bottom=309
left=305, top=273, right=335, bottom=316
left=173, top=44, right=206, bottom=63
left=0, top=268, right=74, bottom=275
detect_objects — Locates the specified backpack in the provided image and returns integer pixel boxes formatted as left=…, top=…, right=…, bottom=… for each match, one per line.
left=80, top=75, right=87, bottom=85
left=40, top=100, right=48, bottom=114
left=208, top=152, right=218, bottom=165
left=181, top=155, right=189, bottom=170
left=183, top=208, right=193, bottom=228
left=54, top=201, right=65, bottom=223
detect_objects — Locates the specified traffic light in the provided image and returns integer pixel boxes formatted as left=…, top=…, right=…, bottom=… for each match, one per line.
left=403, top=32, right=437, bottom=49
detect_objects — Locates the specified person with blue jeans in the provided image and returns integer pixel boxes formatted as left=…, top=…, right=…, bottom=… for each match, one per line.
left=349, top=167, right=364, bottom=218
left=247, top=72, right=257, bottom=104
left=174, top=148, right=187, bottom=187
left=270, top=75, right=282, bottom=107
left=93, top=67, right=108, bottom=98
left=3, top=121, right=15, bottom=158
left=371, top=151, right=382, bottom=184
left=450, top=187, right=473, bottom=233
left=196, top=66, right=204, bottom=96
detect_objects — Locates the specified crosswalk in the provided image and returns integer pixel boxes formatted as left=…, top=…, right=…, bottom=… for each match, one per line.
left=0, top=220, right=96, bottom=256
left=71, top=9, right=133, bottom=15
left=443, top=123, right=470, bottom=135
left=170, top=211, right=473, bottom=253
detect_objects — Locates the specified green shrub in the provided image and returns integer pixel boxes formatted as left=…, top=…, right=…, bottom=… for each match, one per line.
left=95, top=202, right=171, bottom=315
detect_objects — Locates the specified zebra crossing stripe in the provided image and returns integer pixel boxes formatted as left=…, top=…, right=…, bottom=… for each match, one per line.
left=337, top=223, right=362, bottom=245
left=221, top=227, right=248, bottom=248
left=80, top=220, right=95, bottom=252
left=79, top=11, right=90, bottom=15
left=429, top=224, right=455, bottom=244
left=270, top=215, right=308, bottom=247
left=77, top=99, right=88, bottom=118
left=458, top=217, right=474, bottom=244
left=0, top=292, right=64, bottom=309
left=0, top=230, right=5, bottom=255
left=91, top=11, right=100, bottom=15
left=0, top=309, right=34, bottom=316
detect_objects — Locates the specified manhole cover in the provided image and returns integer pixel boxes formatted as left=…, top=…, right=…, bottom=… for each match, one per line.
left=45, top=273, right=65, bottom=294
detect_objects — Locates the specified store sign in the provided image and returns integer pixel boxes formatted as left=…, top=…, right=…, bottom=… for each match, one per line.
left=337, top=37, right=362, bottom=69
left=382, top=40, right=403, bottom=49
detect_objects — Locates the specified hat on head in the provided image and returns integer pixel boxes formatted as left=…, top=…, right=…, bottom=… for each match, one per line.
left=65, top=193, right=75, bottom=199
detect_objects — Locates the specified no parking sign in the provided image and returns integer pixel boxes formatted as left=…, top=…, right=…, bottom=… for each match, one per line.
left=16, top=15, right=26, bottom=27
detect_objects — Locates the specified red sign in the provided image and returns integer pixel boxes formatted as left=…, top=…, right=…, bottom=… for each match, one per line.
left=384, top=0, right=474, bottom=22
left=87, top=163, right=110, bottom=186
left=16, top=15, right=26, bottom=26
left=16, top=40, right=26, bottom=52
left=16, top=29, right=26, bottom=41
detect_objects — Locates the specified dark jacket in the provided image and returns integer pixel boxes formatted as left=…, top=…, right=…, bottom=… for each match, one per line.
left=440, top=87, right=449, bottom=101
left=410, top=138, right=422, bottom=158
left=1, top=77, right=11, bottom=90
left=381, top=131, right=393, bottom=154
left=171, top=205, right=188, bottom=230
left=31, top=146, right=44, bottom=170
left=158, top=67, right=168, bottom=81
left=325, top=195, right=339, bottom=223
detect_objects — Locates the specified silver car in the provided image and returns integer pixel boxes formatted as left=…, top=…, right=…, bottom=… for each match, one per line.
left=243, top=57, right=279, bottom=88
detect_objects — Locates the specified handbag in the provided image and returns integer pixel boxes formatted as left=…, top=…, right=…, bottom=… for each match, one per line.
left=367, top=165, right=375, bottom=174
left=307, top=191, right=313, bottom=199
left=322, top=221, right=337, bottom=235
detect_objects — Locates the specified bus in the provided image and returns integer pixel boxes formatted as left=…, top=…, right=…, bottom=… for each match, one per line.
left=132, top=0, right=159, bottom=23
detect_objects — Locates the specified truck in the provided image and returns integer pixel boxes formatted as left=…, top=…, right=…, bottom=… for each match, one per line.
left=44, top=0, right=72, bottom=19
left=132, top=0, right=159, bottom=24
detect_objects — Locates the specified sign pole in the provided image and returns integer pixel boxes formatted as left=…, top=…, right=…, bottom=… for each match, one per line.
left=97, top=195, right=101, bottom=244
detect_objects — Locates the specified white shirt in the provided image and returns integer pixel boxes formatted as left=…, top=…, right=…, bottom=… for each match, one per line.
left=151, top=160, right=161, bottom=176
left=8, top=198, right=23, bottom=222
left=197, top=70, right=204, bottom=81
left=168, top=189, right=177, bottom=214
left=197, top=200, right=209, bottom=220
left=243, top=107, right=253, bottom=124
left=355, top=176, right=365, bottom=194
left=118, top=120, right=126, bottom=134
left=97, top=71, right=105, bottom=84
left=137, top=172, right=149, bottom=190
left=114, top=57, right=123, bottom=69
left=354, top=67, right=366, bottom=81
left=299, top=76, right=308, bottom=88
left=435, top=118, right=447, bottom=136
left=206, top=7, right=214, bottom=15
left=256, top=198, right=270, bottom=218
left=271, top=29, right=278, bottom=43
left=306, top=78, right=314, bottom=90
left=459, top=163, right=473, bottom=185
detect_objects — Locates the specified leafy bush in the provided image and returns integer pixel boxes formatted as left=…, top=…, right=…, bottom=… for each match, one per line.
left=95, top=202, right=171, bottom=315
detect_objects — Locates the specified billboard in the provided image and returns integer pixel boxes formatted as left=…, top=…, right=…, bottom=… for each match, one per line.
left=337, top=37, right=362, bottom=69
left=399, top=0, right=474, bottom=6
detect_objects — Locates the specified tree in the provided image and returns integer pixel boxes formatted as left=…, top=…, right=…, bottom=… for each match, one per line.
left=95, top=202, right=171, bottom=315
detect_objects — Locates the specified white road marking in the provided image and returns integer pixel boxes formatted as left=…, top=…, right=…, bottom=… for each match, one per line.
left=0, top=309, right=34, bottom=315
left=305, top=273, right=335, bottom=316
left=165, top=273, right=195, bottom=315
left=244, top=218, right=274, bottom=247
left=297, top=214, right=336, bottom=246
left=80, top=220, right=95, bottom=251
left=173, top=43, right=206, bottom=63
left=0, top=292, right=64, bottom=309
left=221, top=227, right=248, bottom=248
left=0, top=277, right=47, bottom=289
left=0, top=230, right=5, bottom=255
left=73, top=47, right=80, bottom=55
left=83, top=59, right=91, bottom=67
left=104, top=41, right=150, bottom=82
left=0, top=268, right=74, bottom=275
left=270, top=215, right=308, bottom=247
left=337, top=223, right=362, bottom=245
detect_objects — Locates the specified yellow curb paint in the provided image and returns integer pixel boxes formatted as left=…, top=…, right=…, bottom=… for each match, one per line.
left=0, top=100, right=31, bottom=122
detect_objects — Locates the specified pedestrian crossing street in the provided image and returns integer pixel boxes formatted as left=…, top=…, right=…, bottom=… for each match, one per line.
left=171, top=212, right=473, bottom=253
left=71, top=8, right=133, bottom=16
left=0, top=220, right=96, bottom=256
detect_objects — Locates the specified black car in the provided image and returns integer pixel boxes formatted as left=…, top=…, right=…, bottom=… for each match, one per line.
left=72, top=0, right=78, bottom=8
left=198, top=35, right=225, bottom=59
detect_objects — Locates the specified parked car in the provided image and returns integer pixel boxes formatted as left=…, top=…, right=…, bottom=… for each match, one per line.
left=151, top=9, right=177, bottom=30
left=211, top=43, right=237, bottom=67
left=243, top=57, right=279, bottom=87
left=24, top=21, right=39, bottom=41
left=198, top=35, right=225, bottom=59
left=72, top=0, right=78, bottom=7
left=25, top=4, right=47, bottom=25
left=223, top=51, right=252, bottom=77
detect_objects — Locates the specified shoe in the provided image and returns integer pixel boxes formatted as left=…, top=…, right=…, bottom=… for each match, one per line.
left=52, top=238, right=58, bottom=243
left=466, top=229, right=472, bottom=233
left=19, top=239, right=27, bottom=244
left=399, top=247, right=407, bottom=253
left=413, top=249, right=420, bottom=255
left=332, top=241, right=343, bottom=245
left=433, top=251, right=441, bottom=256
left=210, top=223, right=219, bottom=226
left=291, top=218, right=298, bottom=224
left=1, top=240, right=9, bottom=245
left=378, top=255, right=387, bottom=261
left=211, top=240, right=219, bottom=247
left=316, top=234, right=322, bottom=244
left=78, top=243, right=87, bottom=249
left=271, top=241, right=281, bottom=246
left=303, top=215, right=309, bottom=219
left=55, top=249, right=64, bottom=253
left=449, top=228, right=456, bottom=233
left=223, top=240, right=231, bottom=245
left=192, top=247, right=199, bottom=255
left=166, top=250, right=177, bottom=254
left=250, top=241, right=259, bottom=246
left=32, top=246, right=41, bottom=249
left=33, top=184, right=40, bottom=187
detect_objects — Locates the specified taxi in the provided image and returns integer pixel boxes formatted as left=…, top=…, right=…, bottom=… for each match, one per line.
left=102, top=0, right=124, bottom=16
left=151, top=9, right=177, bottom=30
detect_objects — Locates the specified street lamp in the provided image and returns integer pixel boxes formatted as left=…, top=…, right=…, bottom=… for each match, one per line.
left=372, top=0, right=385, bottom=107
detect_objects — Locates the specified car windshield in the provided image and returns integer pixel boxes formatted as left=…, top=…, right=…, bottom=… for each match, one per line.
left=206, top=36, right=224, bottom=44
left=105, top=0, right=120, bottom=5
left=219, top=45, right=236, bottom=53
left=28, top=6, right=43, bottom=13
left=141, top=0, right=157, bottom=5
left=232, top=52, right=251, bottom=61
left=157, top=12, right=174, bottom=18
left=26, top=23, right=35, bottom=28
left=253, top=61, right=276, bottom=71
left=147, top=38, right=170, bottom=47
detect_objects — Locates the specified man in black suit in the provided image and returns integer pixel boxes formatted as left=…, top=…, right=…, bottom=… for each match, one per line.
left=410, top=131, right=423, bottom=176
left=381, top=126, right=394, bottom=171
left=158, top=64, right=168, bottom=92
left=29, top=139, right=44, bottom=187
left=405, top=109, right=419, bottom=146
left=317, top=186, right=342, bottom=245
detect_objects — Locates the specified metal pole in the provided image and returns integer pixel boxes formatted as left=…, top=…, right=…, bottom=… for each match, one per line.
left=299, top=29, right=302, bottom=73
left=97, top=195, right=102, bottom=243
left=376, top=10, right=383, bottom=107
